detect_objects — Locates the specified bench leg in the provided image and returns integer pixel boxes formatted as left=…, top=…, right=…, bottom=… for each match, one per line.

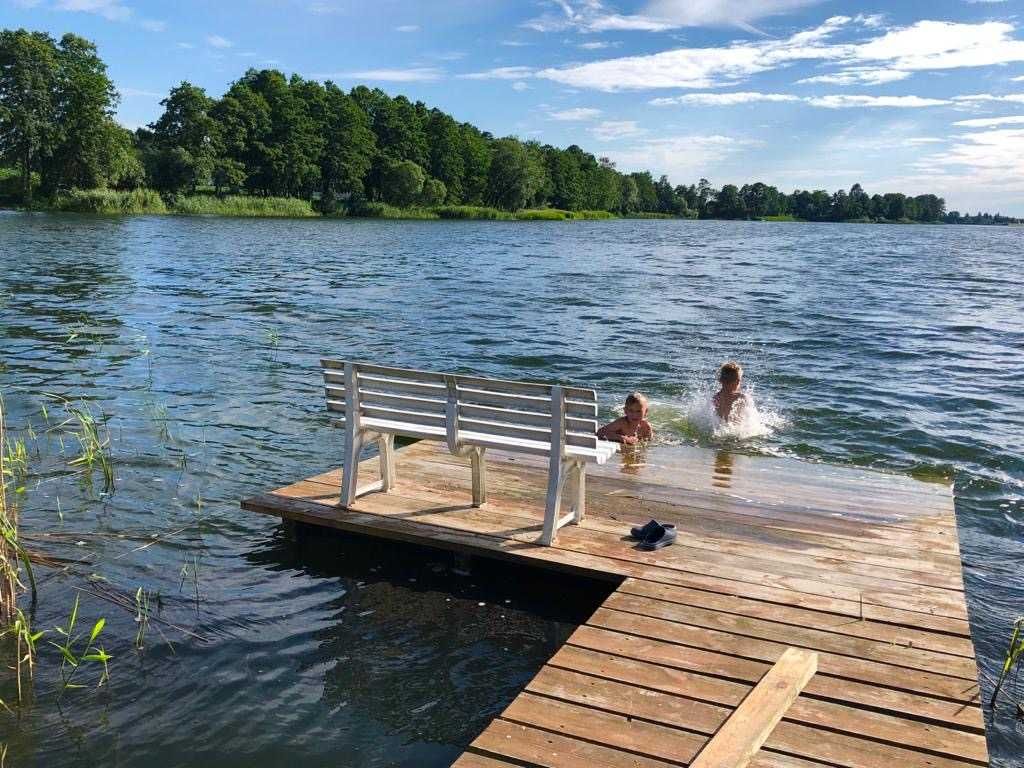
left=571, top=460, right=586, bottom=525
left=541, top=457, right=569, bottom=546
left=378, top=434, right=396, bottom=492
left=471, top=447, right=487, bottom=507
left=341, top=428, right=364, bottom=507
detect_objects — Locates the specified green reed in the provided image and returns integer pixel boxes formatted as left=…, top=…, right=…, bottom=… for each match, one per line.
left=991, top=617, right=1024, bottom=709
left=50, top=595, right=111, bottom=692
left=133, top=587, right=150, bottom=650
left=65, top=405, right=115, bottom=494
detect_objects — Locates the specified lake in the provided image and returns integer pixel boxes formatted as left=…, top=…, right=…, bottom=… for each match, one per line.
left=0, top=213, right=1021, bottom=765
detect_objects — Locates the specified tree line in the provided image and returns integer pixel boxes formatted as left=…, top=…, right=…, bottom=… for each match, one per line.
left=1, top=28, right=1020, bottom=224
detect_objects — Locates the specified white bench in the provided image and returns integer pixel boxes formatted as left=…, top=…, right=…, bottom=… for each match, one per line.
left=322, top=360, right=618, bottom=545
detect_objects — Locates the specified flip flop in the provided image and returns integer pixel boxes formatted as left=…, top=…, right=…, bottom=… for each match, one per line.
left=639, top=523, right=677, bottom=551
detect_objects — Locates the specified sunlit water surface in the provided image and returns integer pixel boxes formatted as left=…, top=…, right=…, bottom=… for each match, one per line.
left=0, top=214, right=1021, bottom=765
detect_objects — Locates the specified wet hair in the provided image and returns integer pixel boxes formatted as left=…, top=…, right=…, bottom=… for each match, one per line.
left=625, top=392, right=649, bottom=409
left=718, top=361, right=743, bottom=385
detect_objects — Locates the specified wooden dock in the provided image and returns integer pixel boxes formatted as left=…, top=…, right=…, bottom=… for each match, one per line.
left=242, top=440, right=988, bottom=768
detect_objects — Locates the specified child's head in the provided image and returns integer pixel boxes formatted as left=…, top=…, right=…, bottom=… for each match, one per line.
left=624, top=392, right=649, bottom=423
left=718, top=361, right=743, bottom=389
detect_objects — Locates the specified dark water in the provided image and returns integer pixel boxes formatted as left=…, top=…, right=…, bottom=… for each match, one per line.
left=0, top=213, right=1021, bottom=765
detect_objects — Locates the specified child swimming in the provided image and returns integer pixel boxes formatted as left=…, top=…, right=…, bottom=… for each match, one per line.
left=598, top=392, right=654, bottom=446
left=713, top=361, right=748, bottom=424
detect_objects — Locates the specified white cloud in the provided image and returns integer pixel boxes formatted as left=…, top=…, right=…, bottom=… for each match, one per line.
left=916, top=127, right=1024, bottom=193
left=951, top=93, right=1024, bottom=103
left=797, top=68, right=909, bottom=85
left=591, top=120, right=646, bottom=140
left=119, top=87, right=163, bottom=98
left=140, top=19, right=166, bottom=32
left=953, top=115, right=1024, bottom=127
left=578, top=41, right=615, bottom=50
left=308, top=2, right=343, bottom=14
left=458, top=66, right=535, bottom=80
left=807, top=94, right=949, bottom=108
left=651, top=92, right=800, bottom=106
left=523, top=0, right=825, bottom=33
left=538, top=18, right=1024, bottom=92
left=549, top=107, right=602, bottom=120
left=500, top=40, right=531, bottom=47
left=206, top=35, right=233, bottom=49
left=511, top=81, right=530, bottom=91
left=54, top=0, right=131, bottom=21
left=317, top=67, right=443, bottom=82
left=177, top=42, right=195, bottom=49
left=609, top=134, right=761, bottom=181
left=395, top=25, right=419, bottom=33
left=1013, top=75, right=1024, bottom=82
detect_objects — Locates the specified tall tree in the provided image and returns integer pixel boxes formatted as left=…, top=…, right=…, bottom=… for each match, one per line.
left=148, top=82, right=216, bottom=193
left=0, top=29, right=59, bottom=204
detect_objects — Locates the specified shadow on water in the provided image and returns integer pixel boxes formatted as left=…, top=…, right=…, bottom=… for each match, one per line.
left=241, top=524, right=614, bottom=766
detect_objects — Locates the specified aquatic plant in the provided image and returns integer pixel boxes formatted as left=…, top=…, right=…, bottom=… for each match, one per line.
left=514, top=209, right=573, bottom=220
left=350, top=201, right=440, bottom=219
left=433, top=205, right=510, bottom=220
left=991, top=617, right=1024, bottom=709
left=65, top=404, right=115, bottom=494
left=134, top=587, right=150, bottom=650
left=50, top=595, right=111, bottom=691
left=171, top=194, right=317, bottom=218
left=52, top=188, right=168, bottom=215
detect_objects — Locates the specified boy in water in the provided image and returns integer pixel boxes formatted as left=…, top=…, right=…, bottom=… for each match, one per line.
left=598, top=392, right=654, bottom=446
left=713, top=361, right=748, bottom=423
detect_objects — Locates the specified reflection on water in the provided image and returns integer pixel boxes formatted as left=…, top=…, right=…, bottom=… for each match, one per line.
left=712, top=450, right=735, bottom=488
left=0, top=214, right=1021, bottom=765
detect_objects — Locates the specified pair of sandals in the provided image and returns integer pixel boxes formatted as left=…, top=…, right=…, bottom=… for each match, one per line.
left=629, top=519, right=677, bottom=550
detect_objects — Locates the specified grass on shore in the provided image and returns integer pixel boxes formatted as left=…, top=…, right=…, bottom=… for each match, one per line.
left=40, top=189, right=657, bottom=221
left=172, top=194, right=317, bottom=217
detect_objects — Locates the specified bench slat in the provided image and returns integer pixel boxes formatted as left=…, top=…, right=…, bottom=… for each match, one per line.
left=456, top=374, right=595, bottom=402
left=457, top=387, right=597, bottom=418
left=459, top=430, right=613, bottom=464
left=359, top=390, right=447, bottom=414
left=459, top=417, right=598, bottom=450
left=360, top=406, right=447, bottom=429
left=357, top=374, right=446, bottom=399
left=458, top=403, right=596, bottom=434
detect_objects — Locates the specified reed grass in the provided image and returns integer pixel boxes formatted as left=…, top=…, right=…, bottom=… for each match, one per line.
left=171, top=195, right=316, bottom=218
left=350, top=201, right=440, bottom=219
left=65, top=404, right=115, bottom=494
left=52, top=188, right=168, bottom=215
left=50, top=595, right=110, bottom=691
left=991, top=617, right=1024, bottom=709
left=433, top=205, right=510, bottom=220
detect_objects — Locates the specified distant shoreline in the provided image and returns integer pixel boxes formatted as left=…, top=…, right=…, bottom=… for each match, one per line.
left=5, top=200, right=1019, bottom=225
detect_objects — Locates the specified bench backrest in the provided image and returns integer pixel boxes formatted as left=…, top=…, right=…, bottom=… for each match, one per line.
left=322, top=360, right=599, bottom=452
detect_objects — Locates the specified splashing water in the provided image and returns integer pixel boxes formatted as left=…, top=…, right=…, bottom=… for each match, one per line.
left=648, top=383, right=787, bottom=446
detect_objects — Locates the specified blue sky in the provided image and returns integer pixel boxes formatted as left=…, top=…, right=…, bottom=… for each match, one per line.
left=5, top=0, right=1024, bottom=214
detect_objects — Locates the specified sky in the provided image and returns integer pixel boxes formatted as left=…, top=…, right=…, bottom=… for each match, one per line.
left=4, top=0, right=1024, bottom=215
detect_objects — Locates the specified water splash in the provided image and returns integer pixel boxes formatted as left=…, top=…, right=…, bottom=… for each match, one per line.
left=648, top=382, right=787, bottom=446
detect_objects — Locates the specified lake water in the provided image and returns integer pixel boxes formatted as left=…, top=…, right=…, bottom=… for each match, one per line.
left=0, top=213, right=1021, bottom=765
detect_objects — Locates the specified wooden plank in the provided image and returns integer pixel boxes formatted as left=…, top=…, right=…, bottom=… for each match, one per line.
left=457, top=386, right=597, bottom=418
left=459, top=402, right=597, bottom=433
left=689, top=647, right=817, bottom=768
left=550, top=643, right=988, bottom=762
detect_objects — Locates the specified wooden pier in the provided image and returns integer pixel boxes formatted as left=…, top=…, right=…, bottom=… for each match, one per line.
left=242, top=440, right=988, bottom=767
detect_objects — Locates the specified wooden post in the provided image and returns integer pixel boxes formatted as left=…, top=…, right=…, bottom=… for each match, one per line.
left=541, top=386, right=566, bottom=546
left=690, top=647, right=817, bottom=768
left=340, top=362, right=362, bottom=507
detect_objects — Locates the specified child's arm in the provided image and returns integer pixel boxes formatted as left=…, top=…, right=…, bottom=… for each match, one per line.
left=640, top=420, right=654, bottom=441
left=597, top=418, right=624, bottom=442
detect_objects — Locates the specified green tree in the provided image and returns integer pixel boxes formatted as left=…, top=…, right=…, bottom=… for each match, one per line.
left=419, top=176, right=446, bottom=206
left=380, top=158, right=425, bottom=206
left=713, top=184, right=745, bottom=219
left=148, top=82, right=217, bottom=192
left=487, top=138, right=541, bottom=211
left=0, top=29, right=59, bottom=204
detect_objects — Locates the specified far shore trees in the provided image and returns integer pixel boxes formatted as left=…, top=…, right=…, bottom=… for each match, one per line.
left=0, top=26, right=1018, bottom=224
